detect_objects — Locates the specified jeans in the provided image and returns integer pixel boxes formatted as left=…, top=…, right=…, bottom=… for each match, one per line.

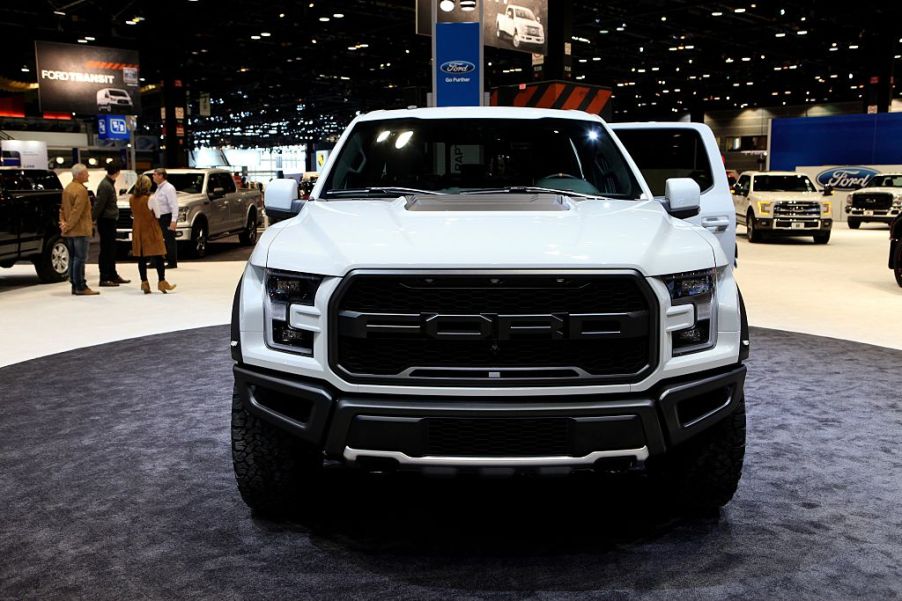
left=97, top=218, right=118, bottom=281
left=158, top=213, right=177, bottom=267
left=67, top=236, right=89, bottom=291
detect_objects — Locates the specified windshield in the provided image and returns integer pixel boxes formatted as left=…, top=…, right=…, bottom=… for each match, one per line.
left=321, top=117, right=642, bottom=200
left=140, top=173, right=206, bottom=194
left=515, top=8, right=536, bottom=19
left=754, top=175, right=817, bottom=193
left=110, top=90, right=128, bottom=97
left=865, top=175, right=902, bottom=188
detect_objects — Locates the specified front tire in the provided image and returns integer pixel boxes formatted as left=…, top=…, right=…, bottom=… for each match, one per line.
left=231, top=384, right=322, bottom=516
left=513, top=30, right=521, bottom=48
left=813, top=231, right=831, bottom=244
left=847, top=218, right=861, bottom=230
left=238, top=210, right=258, bottom=245
left=894, top=242, right=902, bottom=288
left=33, top=235, right=69, bottom=282
left=746, top=211, right=765, bottom=243
left=648, top=393, right=747, bottom=512
left=189, top=221, right=208, bottom=258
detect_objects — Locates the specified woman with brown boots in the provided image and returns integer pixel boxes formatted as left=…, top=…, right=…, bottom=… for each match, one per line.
left=130, top=175, right=176, bottom=294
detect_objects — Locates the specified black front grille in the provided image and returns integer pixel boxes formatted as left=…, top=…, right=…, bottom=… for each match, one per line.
left=426, top=418, right=571, bottom=456
left=330, top=272, right=657, bottom=386
left=773, top=202, right=820, bottom=218
left=852, top=193, right=893, bottom=211
left=117, top=207, right=133, bottom=229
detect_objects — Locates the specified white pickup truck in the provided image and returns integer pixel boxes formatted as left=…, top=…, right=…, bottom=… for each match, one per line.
left=733, top=171, right=833, bottom=244
left=116, top=168, right=263, bottom=257
left=230, top=107, right=748, bottom=516
left=495, top=4, right=545, bottom=49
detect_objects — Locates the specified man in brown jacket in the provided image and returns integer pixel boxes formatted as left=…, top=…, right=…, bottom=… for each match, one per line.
left=60, top=163, right=99, bottom=295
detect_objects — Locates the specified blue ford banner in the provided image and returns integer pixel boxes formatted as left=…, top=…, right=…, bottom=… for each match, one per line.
left=97, top=114, right=130, bottom=141
left=815, top=166, right=881, bottom=190
left=435, top=21, right=481, bottom=107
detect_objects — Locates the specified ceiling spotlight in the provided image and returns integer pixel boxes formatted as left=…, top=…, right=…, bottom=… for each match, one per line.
left=53, top=10, right=65, bottom=15
left=711, top=11, right=723, bottom=16
left=251, top=35, right=261, bottom=40
left=85, top=36, right=95, bottom=41
left=460, top=0, right=477, bottom=11
left=333, top=13, right=344, bottom=18
left=319, top=16, right=330, bottom=21
left=260, top=32, right=271, bottom=36
left=734, top=7, right=746, bottom=13
left=21, top=66, right=29, bottom=72
left=439, top=0, right=454, bottom=10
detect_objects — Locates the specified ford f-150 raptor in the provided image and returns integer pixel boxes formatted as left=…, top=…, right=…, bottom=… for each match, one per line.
left=229, top=107, right=749, bottom=515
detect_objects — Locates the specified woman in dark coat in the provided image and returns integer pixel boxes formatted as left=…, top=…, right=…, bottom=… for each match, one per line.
left=130, top=175, right=176, bottom=293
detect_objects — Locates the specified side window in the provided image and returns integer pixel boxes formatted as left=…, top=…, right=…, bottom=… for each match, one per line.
left=221, top=173, right=236, bottom=193
left=614, top=128, right=714, bottom=197
left=736, top=175, right=750, bottom=196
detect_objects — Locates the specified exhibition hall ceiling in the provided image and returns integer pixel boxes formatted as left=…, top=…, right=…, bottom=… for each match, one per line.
left=0, top=0, right=900, bottom=145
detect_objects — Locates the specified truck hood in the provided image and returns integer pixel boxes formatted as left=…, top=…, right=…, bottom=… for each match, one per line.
left=749, top=191, right=826, bottom=203
left=256, top=196, right=722, bottom=277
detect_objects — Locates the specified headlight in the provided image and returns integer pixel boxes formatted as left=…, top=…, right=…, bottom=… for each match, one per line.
left=177, top=207, right=190, bottom=223
left=661, top=269, right=717, bottom=355
left=821, top=201, right=831, bottom=215
left=264, top=269, right=323, bottom=354
left=893, top=194, right=902, bottom=207
left=757, top=201, right=773, bottom=215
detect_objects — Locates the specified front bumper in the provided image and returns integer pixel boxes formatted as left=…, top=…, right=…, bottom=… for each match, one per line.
left=233, top=362, right=746, bottom=471
left=754, top=217, right=831, bottom=234
left=846, top=207, right=900, bottom=222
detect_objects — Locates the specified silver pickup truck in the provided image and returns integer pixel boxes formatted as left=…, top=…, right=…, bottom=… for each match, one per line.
left=116, top=168, right=263, bottom=257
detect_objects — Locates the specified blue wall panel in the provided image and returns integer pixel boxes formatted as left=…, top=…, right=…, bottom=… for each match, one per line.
left=770, top=112, right=902, bottom=171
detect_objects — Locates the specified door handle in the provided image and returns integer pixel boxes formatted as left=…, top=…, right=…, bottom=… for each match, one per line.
left=702, top=216, right=730, bottom=233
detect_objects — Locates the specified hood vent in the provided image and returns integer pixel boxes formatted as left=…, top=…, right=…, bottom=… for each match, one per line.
left=405, top=193, right=570, bottom=212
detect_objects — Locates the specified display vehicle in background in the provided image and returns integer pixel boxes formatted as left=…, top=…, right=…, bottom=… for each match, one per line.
left=733, top=171, right=833, bottom=243
left=890, top=215, right=902, bottom=287
left=495, top=4, right=545, bottom=49
left=230, top=106, right=749, bottom=516
left=96, top=88, right=134, bottom=113
left=0, top=168, right=69, bottom=282
left=845, top=173, right=902, bottom=229
left=116, top=168, right=263, bottom=258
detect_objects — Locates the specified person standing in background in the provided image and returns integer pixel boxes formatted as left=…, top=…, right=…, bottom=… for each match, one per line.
left=130, top=175, right=176, bottom=294
left=94, top=162, right=130, bottom=287
left=59, top=163, right=99, bottom=296
left=150, top=168, right=179, bottom=268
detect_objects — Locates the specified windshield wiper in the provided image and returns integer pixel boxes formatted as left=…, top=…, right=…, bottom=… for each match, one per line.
left=324, top=187, right=443, bottom=197
left=466, top=186, right=612, bottom=200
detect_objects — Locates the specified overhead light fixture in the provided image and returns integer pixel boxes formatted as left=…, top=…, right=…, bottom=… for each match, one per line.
left=797, top=30, right=808, bottom=35
left=319, top=16, right=330, bottom=22
left=711, top=11, right=723, bottom=16
left=333, top=13, right=344, bottom=18
left=261, top=32, right=271, bottom=36
left=53, top=10, right=65, bottom=15
left=734, top=8, right=746, bottom=13
left=21, top=66, right=29, bottom=72
left=251, top=35, right=261, bottom=40
left=394, top=130, right=413, bottom=149
left=77, top=38, right=88, bottom=43
left=439, top=0, right=455, bottom=11
left=460, top=0, right=477, bottom=11
left=775, top=32, right=786, bottom=37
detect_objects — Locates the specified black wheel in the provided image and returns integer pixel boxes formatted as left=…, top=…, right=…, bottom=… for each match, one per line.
left=813, top=231, right=831, bottom=244
left=231, top=384, right=322, bottom=515
left=238, top=210, right=258, bottom=245
left=648, top=393, right=747, bottom=512
left=513, top=30, right=521, bottom=48
left=189, top=221, right=208, bottom=258
left=746, top=211, right=765, bottom=243
left=894, top=242, right=902, bottom=288
left=32, top=235, right=69, bottom=282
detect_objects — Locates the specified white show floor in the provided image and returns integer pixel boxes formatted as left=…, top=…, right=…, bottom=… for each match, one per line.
left=1, top=222, right=900, bottom=367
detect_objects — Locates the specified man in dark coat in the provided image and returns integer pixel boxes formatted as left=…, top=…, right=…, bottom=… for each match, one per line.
left=94, top=162, right=130, bottom=286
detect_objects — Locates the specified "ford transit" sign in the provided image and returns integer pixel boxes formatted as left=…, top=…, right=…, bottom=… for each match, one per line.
left=816, top=167, right=880, bottom=190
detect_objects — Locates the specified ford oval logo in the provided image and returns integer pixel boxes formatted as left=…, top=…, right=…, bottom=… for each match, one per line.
left=816, top=166, right=880, bottom=191
left=440, top=61, right=476, bottom=74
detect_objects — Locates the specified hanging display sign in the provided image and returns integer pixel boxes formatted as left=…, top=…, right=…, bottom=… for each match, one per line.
left=435, top=22, right=482, bottom=107
left=97, top=114, right=130, bottom=141
left=35, top=41, right=141, bottom=115
left=417, top=0, right=548, bottom=56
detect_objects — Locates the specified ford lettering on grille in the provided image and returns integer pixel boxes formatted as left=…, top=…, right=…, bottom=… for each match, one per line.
left=338, top=311, right=648, bottom=341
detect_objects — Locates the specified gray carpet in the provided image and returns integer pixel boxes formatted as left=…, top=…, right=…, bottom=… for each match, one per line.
left=0, top=326, right=900, bottom=601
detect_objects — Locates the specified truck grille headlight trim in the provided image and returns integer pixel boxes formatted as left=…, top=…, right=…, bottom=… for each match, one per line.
left=661, top=269, right=717, bottom=355
left=264, top=269, right=322, bottom=355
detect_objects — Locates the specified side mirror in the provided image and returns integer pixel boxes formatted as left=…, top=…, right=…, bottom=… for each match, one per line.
left=264, top=178, right=304, bottom=224
left=664, top=178, right=701, bottom=219
left=209, top=186, right=225, bottom=198
left=823, top=184, right=833, bottom=196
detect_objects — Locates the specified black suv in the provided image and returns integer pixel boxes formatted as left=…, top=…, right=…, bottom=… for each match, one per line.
left=0, top=168, right=70, bottom=282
